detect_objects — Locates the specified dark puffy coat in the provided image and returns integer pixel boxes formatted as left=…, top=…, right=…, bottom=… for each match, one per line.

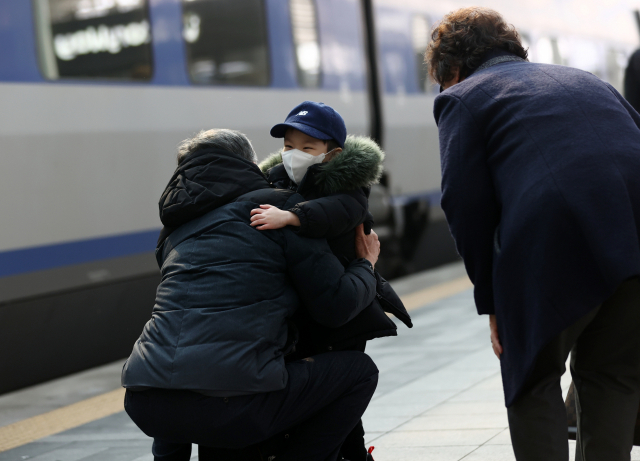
left=121, top=149, right=377, bottom=394
left=435, top=56, right=640, bottom=406
left=259, top=136, right=411, bottom=351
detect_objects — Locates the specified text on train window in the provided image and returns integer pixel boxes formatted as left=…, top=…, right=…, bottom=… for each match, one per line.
left=289, top=0, right=321, bottom=88
left=412, top=15, right=430, bottom=93
left=181, top=0, right=270, bottom=86
left=32, top=0, right=153, bottom=80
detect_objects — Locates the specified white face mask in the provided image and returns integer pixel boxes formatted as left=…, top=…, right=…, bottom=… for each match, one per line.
left=281, top=149, right=326, bottom=184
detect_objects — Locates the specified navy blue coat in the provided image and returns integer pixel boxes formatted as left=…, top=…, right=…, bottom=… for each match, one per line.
left=434, top=58, right=640, bottom=406
left=121, top=149, right=377, bottom=395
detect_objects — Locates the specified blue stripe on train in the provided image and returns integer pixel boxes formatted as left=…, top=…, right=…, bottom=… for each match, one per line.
left=0, top=189, right=442, bottom=278
left=0, top=229, right=160, bottom=278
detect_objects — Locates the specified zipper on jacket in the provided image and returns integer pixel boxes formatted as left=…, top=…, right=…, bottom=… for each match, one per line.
left=376, top=292, right=410, bottom=325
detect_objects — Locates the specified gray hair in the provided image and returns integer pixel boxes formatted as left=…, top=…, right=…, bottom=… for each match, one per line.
left=177, top=129, right=258, bottom=165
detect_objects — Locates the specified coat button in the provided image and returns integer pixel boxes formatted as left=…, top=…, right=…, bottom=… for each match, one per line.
left=223, top=398, right=228, bottom=403
left=284, top=434, right=290, bottom=439
left=328, top=346, right=333, bottom=351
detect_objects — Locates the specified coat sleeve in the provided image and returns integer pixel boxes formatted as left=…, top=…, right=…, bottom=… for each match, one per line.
left=434, top=94, right=501, bottom=315
left=287, top=189, right=369, bottom=239
left=283, top=230, right=377, bottom=327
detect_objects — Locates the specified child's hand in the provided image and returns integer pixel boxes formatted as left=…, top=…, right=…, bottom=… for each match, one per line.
left=250, top=205, right=300, bottom=230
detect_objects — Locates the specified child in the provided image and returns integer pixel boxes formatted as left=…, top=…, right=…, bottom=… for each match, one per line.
left=250, top=101, right=412, bottom=461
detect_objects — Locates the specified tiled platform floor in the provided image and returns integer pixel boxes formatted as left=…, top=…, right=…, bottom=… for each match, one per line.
left=2, top=265, right=640, bottom=460
left=363, top=290, right=640, bottom=461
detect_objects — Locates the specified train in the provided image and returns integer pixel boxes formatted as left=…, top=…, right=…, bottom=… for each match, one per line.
left=0, top=0, right=637, bottom=394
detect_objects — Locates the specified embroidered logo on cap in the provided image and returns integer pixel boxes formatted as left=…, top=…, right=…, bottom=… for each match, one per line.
left=296, top=111, right=308, bottom=116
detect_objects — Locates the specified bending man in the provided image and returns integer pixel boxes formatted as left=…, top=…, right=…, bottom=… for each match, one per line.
left=428, top=7, right=640, bottom=461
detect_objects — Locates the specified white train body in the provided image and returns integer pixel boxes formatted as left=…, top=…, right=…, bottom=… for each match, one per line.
left=0, top=0, right=636, bottom=392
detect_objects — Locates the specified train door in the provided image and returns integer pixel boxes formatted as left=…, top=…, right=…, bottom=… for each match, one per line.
left=284, top=0, right=371, bottom=142
left=372, top=0, right=441, bottom=205
left=369, top=0, right=455, bottom=274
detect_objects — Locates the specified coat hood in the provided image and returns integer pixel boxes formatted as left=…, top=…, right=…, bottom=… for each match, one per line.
left=259, top=135, right=384, bottom=194
left=159, top=148, right=270, bottom=228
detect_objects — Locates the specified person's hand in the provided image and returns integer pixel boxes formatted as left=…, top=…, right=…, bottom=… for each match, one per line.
left=355, top=223, right=380, bottom=268
left=250, top=205, right=300, bottom=230
left=490, top=314, right=503, bottom=359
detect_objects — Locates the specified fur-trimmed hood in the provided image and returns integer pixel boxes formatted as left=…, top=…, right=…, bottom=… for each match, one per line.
left=259, top=135, right=384, bottom=195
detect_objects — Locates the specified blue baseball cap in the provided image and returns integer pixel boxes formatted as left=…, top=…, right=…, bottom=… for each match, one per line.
left=270, top=101, right=347, bottom=148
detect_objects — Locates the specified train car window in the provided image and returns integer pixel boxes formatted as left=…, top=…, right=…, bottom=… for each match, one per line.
left=32, top=0, right=153, bottom=80
left=181, top=0, right=269, bottom=86
left=289, top=0, right=321, bottom=88
left=411, top=15, right=430, bottom=93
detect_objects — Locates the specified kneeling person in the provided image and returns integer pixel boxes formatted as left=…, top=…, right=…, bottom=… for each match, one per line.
left=121, top=129, right=380, bottom=461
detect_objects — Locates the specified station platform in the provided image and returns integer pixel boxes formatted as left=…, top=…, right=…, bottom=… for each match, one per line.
left=1, top=262, right=638, bottom=461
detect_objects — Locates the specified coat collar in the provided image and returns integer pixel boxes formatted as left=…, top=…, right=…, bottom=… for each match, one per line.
left=469, top=49, right=527, bottom=77
left=439, top=49, right=528, bottom=93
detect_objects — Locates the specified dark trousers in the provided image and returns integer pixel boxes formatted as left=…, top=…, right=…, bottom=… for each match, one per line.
left=288, top=335, right=370, bottom=461
left=336, top=342, right=368, bottom=461
left=125, top=351, right=378, bottom=461
left=508, top=277, right=640, bottom=461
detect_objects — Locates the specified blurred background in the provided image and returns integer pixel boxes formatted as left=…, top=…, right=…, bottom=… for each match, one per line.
left=0, top=0, right=638, bottom=394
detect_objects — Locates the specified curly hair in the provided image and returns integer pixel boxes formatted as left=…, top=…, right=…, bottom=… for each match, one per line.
left=425, top=7, right=528, bottom=85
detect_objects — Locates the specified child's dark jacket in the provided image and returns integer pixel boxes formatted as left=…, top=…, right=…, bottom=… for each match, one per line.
left=260, top=136, right=410, bottom=352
